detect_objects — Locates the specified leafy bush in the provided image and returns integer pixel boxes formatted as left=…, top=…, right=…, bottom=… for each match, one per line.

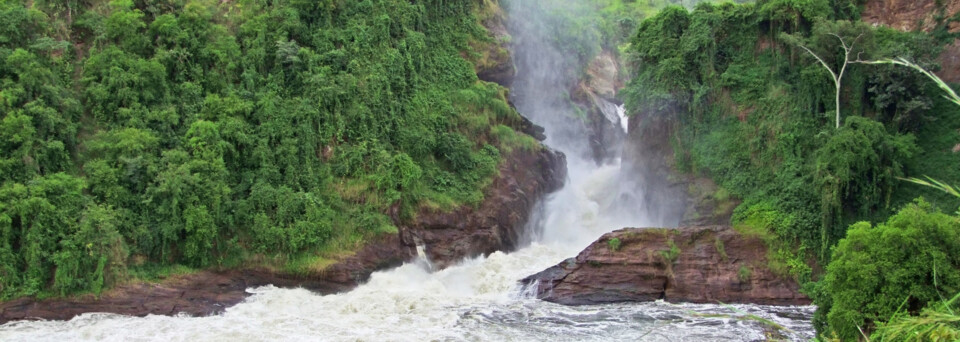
left=738, top=266, right=753, bottom=283
left=659, top=239, right=681, bottom=264
left=607, top=237, right=622, bottom=252
left=817, top=199, right=960, bottom=340
left=814, top=116, right=917, bottom=257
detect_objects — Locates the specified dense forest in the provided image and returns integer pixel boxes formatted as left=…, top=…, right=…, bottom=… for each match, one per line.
left=622, top=0, right=960, bottom=339
left=0, top=0, right=545, bottom=299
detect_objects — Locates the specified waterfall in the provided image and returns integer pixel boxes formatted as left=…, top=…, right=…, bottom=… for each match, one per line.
left=414, top=243, right=434, bottom=272
left=616, top=104, right=629, bottom=134
left=591, top=94, right=628, bottom=134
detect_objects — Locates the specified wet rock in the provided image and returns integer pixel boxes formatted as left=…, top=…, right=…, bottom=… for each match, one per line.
left=619, top=103, right=688, bottom=227
left=474, top=0, right=515, bottom=87
left=570, top=51, right=627, bottom=164
left=517, top=112, right=547, bottom=141
left=522, top=226, right=810, bottom=306
left=398, top=147, right=566, bottom=269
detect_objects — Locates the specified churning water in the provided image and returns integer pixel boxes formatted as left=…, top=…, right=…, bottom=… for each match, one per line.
left=0, top=166, right=815, bottom=341
left=0, top=0, right=815, bottom=340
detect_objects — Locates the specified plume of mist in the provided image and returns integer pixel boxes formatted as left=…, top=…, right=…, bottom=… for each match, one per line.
left=505, top=0, right=681, bottom=248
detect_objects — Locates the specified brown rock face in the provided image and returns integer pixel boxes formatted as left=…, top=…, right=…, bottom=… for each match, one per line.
left=522, top=226, right=810, bottom=306
left=0, top=229, right=409, bottom=323
left=936, top=40, right=960, bottom=84
left=398, top=147, right=566, bottom=269
left=862, top=0, right=960, bottom=83
left=862, top=0, right=960, bottom=33
left=474, top=0, right=515, bottom=87
left=570, top=50, right=628, bottom=164
left=620, top=104, right=689, bottom=226
left=0, top=147, right=566, bottom=324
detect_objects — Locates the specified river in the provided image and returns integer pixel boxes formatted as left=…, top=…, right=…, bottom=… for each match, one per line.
left=0, top=162, right=815, bottom=341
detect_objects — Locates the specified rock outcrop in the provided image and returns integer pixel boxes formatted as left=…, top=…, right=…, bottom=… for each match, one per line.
left=474, top=0, right=515, bottom=87
left=570, top=50, right=628, bottom=164
left=862, top=0, right=960, bottom=33
left=398, top=147, right=566, bottom=269
left=0, top=146, right=565, bottom=324
left=522, top=226, right=810, bottom=306
left=619, top=103, right=690, bottom=227
left=862, top=0, right=960, bottom=83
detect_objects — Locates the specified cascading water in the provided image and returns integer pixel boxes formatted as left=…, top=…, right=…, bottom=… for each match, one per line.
left=0, top=1, right=815, bottom=341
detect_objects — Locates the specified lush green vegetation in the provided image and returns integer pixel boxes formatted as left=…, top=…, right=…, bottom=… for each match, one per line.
left=842, top=65, right=960, bottom=342
left=622, top=0, right=960, bottom=338
left=820, top=199, right=960, bottom=340
left=872, top=293, right=960, bottom=341
left=0, top=0, right=540, bottom=299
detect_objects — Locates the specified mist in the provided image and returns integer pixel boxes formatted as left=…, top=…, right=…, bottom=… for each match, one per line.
left=505, top=0, right=681, bottom=247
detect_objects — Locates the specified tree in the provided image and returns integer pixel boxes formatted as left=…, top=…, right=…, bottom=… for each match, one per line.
left=784, top=20, right=871, bottom=128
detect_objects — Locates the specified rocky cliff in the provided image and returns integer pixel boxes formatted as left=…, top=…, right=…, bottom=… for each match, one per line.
left=522, top=226, right=810, bottom=306
left=573, top=51, right=628, bottom=164
left=863, top=0, right=960, bottom=83
left=397, top=147, right=566, bottom=270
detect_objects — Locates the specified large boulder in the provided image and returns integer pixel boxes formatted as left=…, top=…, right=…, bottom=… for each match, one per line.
left=522, top=226, right=810, bottom=306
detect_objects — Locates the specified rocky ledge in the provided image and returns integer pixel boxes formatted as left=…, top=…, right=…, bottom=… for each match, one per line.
left=0, top=146, right=565, bottom=324
left=522, top=226, right=810, bottom=306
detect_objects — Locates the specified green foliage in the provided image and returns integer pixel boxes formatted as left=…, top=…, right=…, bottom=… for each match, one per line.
left=733, top=201, right=811, bottom=282
left=607, top=237, right=622, bottom=252
left=659, top=239, right=681, bottom=264
left=623, top=0, right=943, bottom=269
left=714, top=237, right=727, bottom=261
left=0, top=0, right=533, bottom=298
left=624, top=1, right=960, bottom=340
left=817, top=199, right=960, bottom=340
left=738, top=265, right=753, bottom=283
left=872, top=293, right=960, bottom=342
left=814, top=116, right=917, bottom=258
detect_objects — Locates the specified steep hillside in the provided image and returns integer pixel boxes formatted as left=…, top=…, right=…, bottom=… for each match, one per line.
left=622, top=0, right=960, bottom=338
left=0, top=0, right=558, bottom=300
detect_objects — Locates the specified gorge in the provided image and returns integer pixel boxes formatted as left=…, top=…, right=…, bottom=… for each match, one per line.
left=2, top=0, right=960, bottom=341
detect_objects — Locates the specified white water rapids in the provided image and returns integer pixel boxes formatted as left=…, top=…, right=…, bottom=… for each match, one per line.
left=0, top=160, right=815, bottom=342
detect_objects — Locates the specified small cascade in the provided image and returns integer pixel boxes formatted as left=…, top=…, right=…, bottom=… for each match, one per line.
left=591, top=94, right=628, bottom=134
left=515, top=279, right=541, bottom=299
left=616, top=104, right=628, bottom=133
left=412, top=236, right=434, bottom=271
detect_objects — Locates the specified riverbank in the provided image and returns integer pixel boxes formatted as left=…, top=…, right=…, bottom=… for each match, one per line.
left=0, top=146, right=565, bottom=324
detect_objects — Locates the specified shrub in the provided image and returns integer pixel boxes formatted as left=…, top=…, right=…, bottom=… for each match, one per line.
left=608, top=237, right=622, bottom=252
left=818, top=199, right=960, bottom=340
left=738, top=266, right=752, bottom=283
left=659, top=239, right=681, bottom=264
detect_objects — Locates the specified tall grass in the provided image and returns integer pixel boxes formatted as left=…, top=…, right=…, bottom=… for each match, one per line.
left=872, top=294, right=960, bottom=342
